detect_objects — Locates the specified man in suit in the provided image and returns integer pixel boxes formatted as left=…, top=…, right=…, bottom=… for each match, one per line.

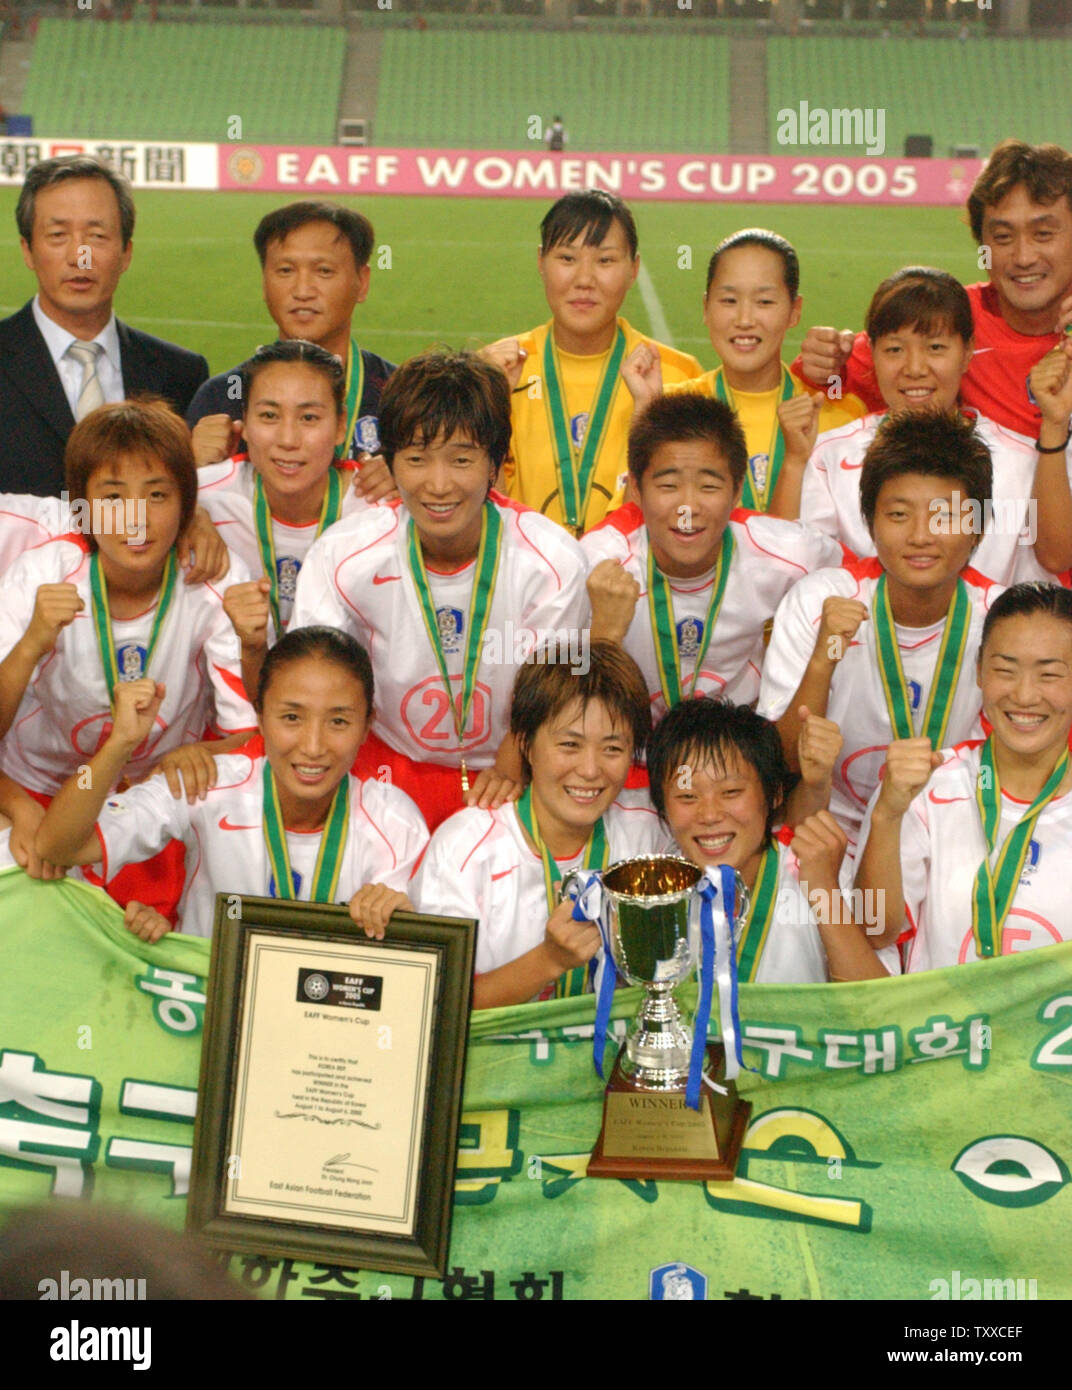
left=0, top=154, right=208, bottom=497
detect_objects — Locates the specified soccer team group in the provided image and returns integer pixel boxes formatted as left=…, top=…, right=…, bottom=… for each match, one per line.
left=3, top=138, right=1072, bottom=1005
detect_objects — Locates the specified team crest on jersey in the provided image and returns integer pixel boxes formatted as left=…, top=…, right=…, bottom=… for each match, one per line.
left=354, top=414, right=381, bottom=455
left=570, top=412, right=589, bottom=449
left=436, top=606, right=464, bottom=653
left=276, top=555, right=302, bottom=601
left=116, top=643, right=148, bottom=682
left=649, top=1262, right=706, bottom=1300
left=749, top=452, right=769, bottom=492
left=908, top=679, right=922, bottom=711
left=269, top=870, right=302, bottom=899
left=676, top=616, right=704, bottom=659
left=1020, top=838, right=1042, bottom=884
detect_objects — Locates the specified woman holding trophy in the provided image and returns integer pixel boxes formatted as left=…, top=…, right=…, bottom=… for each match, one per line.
left=412, top=640, right=672, bottom=1007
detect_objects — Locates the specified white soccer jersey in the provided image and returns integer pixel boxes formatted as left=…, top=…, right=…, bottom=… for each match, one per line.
left=581, top=504, right=842, bottom=716
left=856, top=740, right=1072, bottom=973
left=0, top=536, right=256, bottom=795
left=757, top=558, right=1000, bottom=843
left=291, top=492, right=589, bottom=769
left=0, top=494, right=67, bottom=578
left=197, top=456, right=374, bottom=630
left=800, top=411, right=1060, bottom=586
left=413, top=790, right=671, bottom=982
left=91, top=752, right=429, bottom=938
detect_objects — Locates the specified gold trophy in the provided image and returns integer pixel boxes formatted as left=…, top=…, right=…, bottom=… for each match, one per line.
left=564, top=855, right=751, bottom=1182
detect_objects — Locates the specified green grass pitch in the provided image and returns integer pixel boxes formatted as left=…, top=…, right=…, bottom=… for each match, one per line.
left=0, top=190, right=983, bottom=377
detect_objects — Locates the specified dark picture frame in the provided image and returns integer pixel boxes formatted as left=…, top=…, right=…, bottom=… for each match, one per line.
left=187, top=894, right=476, bottom=1279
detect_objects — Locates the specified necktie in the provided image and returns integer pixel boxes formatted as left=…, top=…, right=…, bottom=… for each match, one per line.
left=67, top=340, right=105, bottom=421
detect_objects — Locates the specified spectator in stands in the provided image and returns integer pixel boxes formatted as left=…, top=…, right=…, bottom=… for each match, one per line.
left=0, top=154, right=209, bottom=497
left=186, top=201, right=394, bottom=500
left=546, top=116, right=567, bottom=152
left=792, top=140, right=1072, bottom=442
left=482, top=190, right=703, bottom=535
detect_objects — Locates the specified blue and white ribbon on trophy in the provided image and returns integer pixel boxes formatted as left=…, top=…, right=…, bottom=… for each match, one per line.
left=564, top=863, right=746, bottom=1111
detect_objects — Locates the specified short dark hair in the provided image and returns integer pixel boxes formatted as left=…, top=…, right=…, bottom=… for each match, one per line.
left=64, top=398, right=198, bottom=549
left=539, top=190, right=638, bottom=260
left=253, top=201, right=375, bottom=272
left=647, top=697, right=790, bottom=847
left=704, top=227, right=800, bottom=299
left=256, top=626, right=374, bottom=716
left=509, top=639, right=651, bottom=780
left=968, top=139, right=1072, bottom=244
left=865, top=266, right=974, bottom=345
left=378, top=349, right=512, bottom=472
left=981, top=582, right=1072, bottom=656
left=858, top=411, right=992, bottom=537
left=628, top=393, right=748, bottom=490
left=17, top=154, right=135, bottom=247
left=239, top=339, right=346, bottom=417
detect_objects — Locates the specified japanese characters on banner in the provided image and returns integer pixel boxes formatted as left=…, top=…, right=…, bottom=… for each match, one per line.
left=0, top=137, right=984, bottom=205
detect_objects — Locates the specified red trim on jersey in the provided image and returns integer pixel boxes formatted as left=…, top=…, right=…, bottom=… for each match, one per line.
left=736, top=514, right=811, bottom=576
left=729, top=506, right=761, bottom=524
left=198, top=457, right=244, bottom=491
left=460, top=817, right=497, bottom=874
left=842, top=555, right=884, bottom=582
left=589, top=501, right=644, bottom=538
left=353, top=778, right=399, bottom=870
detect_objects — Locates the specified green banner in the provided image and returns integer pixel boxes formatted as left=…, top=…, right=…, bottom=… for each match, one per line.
left=1, top=866, right=1069, bottom=1302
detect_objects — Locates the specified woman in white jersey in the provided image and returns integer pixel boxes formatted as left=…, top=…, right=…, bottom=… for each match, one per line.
left=647, top=697, right=886, bottom=983
left=292, top=349, right=588, bottom=832
left=198, top=339, right=372, bottom=652
left=36, top=626, right=427, bottom=940
left=856, top=583, right=1072, bottom=972
left=801, top=267, right=1058, bottom=587
left=0, top=400, right=256, bottom=919
left=758, top=410, right=999, bottom=848
left=413, top=640, right=669, bottom=1007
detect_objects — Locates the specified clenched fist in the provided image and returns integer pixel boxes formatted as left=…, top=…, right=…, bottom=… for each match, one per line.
left=26, top=583, right=84, bottom=659
left=224, top=579, right=272, bottom=651
left=876, top=737, right=942, bottom=819
left=799, top=326, right=855, bottom=388
left=587, top=558, right=641, bottom=642
left=480, top=338, right=528, bottom=392
left=815, top=595, right=868, bottom=664
left=620, top=342, right=663, bottom=406
left=777, top=391, right=822, bottom=461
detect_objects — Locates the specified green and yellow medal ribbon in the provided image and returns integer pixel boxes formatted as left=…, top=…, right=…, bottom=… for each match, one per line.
left=253, top=467, right=343, bottom=635
left=647, top=527, right=734, bottom=709
left=970, top=737, right=1069, bottom=958
left=407, top=503, right=503, bottom=774
left=515, top=784, right=609, bottom=997
left=735, top=842, right=781, bottom=982
left=261, top=762, right=350, bottom=903
left=874, top=573, right=971, bottom=748
left=713, top=363, right=795, bottom=512
left=338, top=338, right=365, bottom=460
left=542, top=324, right=627, bottom=534
left=89, top=549, right=178, bottom=706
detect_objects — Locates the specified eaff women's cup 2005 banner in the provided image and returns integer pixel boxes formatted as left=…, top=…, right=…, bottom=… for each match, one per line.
left=218, top=146, right=985, bottom=205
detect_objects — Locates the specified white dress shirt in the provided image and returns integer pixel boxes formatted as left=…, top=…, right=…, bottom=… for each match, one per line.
left=32, top=295, right=124, bottom=416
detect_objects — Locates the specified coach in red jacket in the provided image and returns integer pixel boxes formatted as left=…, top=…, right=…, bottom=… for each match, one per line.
left=792, top=139, right=1072, bottom=443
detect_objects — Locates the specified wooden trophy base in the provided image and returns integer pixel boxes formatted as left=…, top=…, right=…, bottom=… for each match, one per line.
left=587, top=1043, right=752, bottom=1182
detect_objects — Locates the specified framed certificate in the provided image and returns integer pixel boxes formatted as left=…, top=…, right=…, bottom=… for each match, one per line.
left=187, top=895, right=476, bottom=1278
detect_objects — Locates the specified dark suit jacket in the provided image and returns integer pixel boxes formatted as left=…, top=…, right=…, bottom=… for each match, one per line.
left=0, top=300, right=209, bottom=497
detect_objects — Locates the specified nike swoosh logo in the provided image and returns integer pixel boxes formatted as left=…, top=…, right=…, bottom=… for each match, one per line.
left=373, top=573, right=401, bottom=585
left=839, top=457, right=862, bottom=471
left=219, top=815, right=261, bottom=831
left=491, top=867, right=517, bottom=881
left=928, top=790, right=969, bottom=805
